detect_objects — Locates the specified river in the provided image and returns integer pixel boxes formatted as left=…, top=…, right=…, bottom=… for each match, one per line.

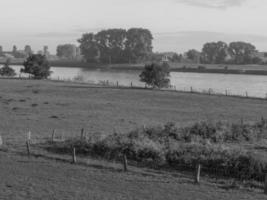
left=10, top=65, right=267, bottom=98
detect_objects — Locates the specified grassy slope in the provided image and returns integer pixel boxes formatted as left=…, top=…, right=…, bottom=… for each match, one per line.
left=0, top=152, right=265, bottom=200
left=1, top=79, right=267, bottom=199
left=0, top=79, right=267, bottom=146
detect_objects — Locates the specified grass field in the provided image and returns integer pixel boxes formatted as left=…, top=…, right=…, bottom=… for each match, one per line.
left=1, top=79, right=267, bottom=145
left=1, top=79, right=267, bottom=199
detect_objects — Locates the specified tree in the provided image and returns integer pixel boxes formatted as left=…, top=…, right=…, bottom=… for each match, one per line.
left=186, top=49, right=201, bottom=63
left=171, top=53, right=182, bottom=63
left=56, top=44, right=78, bottom=60
left=201, top=41, right=228, bottom=64
left=77, top=33, right=100, bottom=63
left=21, top=54, right=51, bottom=79
left=228, top=42, right=257, bottom=64
left=125, top=28, right=153, bottom=63
left=139, top=63, right=170, bottom=88
left=0, top=59, right=16, bottom=77
left=96, top=29, right=127, bottom=63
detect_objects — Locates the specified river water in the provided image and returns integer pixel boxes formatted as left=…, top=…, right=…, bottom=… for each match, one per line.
left=11, top=65, right=267, bottom=98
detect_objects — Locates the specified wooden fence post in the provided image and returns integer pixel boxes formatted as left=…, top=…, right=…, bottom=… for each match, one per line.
left=80, top=128, right=84, bottom=140
left=26, top=141, right=31, bottom=157
left=51, top=129, right=56, bottom=143
left=195, top=163, right=201, bottom=184
left=0, top=135, right=3, bottom=146
left=264, top=174, right=267, bottom=194
left=143, top=125, right=146, bottom=131
left=123, top=154, right=128, bottom=172
left=27, top=131, right=31, bottom=142
left=72, top=147, right=77, bottom=164
left=61, top=133, right=65, bottom=141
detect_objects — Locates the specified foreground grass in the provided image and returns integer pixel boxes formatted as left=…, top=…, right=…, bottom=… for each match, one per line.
left=0, top=152, right=266, bottom=200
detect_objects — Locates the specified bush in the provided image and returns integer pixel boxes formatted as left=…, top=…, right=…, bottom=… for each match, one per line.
left=139, top=62, right=170, bottom=88
left=21, top=54, right=51, bottom=79
left=166, top=143, right=267, bottom=180
left=0, top=59, right=16, bottom=77
left=45, top=119, right=267, bottom=182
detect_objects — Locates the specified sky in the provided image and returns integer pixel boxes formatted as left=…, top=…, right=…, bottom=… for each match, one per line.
left=0, top=0, right=267, bottom=54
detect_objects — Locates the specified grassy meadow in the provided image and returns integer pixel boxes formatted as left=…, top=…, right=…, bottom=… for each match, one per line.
left=1, top=78, right=267, bottom=146
left=1, top=78, right=267, bottom=199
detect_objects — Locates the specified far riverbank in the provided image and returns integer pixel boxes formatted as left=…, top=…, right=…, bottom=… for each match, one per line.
left=2, top=60, right=267, bottom=75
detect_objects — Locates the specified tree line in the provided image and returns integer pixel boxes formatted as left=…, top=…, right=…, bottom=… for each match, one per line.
left=56, top=28, right=264, bottom=65
left=185, top=41, right=261, bottom=65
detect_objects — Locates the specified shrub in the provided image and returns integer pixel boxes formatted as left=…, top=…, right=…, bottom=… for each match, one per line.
left=139, top=62, right=170, bottom=88
left=166, top=143, right=267, bottom=180
left=45, top=119, right=267, bottom=182
left=21, top=54, right=51, bottom=79
left=0, top=59, right=16, bottom=77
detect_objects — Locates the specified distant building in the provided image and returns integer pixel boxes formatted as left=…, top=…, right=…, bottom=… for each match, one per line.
left=0, top=46, right=30, bottom=59
left=56, top=44, right=83, bottom=61
left=161, top=52, right=176, bottom=62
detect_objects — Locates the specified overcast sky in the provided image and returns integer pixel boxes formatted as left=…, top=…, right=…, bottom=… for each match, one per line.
left=1, top=0, right=267, bottom=53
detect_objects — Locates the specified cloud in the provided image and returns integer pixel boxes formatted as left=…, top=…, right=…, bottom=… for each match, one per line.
left=34, top=32, right=78, bottom=38
left=177, top=0, right=247, bottom=9
left=33, top=28, right=105, bottom=39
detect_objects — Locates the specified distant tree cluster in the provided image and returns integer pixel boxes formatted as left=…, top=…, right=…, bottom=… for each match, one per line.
left=185, top=41, right=261, bottom=65
left=78, top=28, right=153, bottom=64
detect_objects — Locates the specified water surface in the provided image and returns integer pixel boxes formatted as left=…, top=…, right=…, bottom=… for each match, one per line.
left=11, top=65, right=267, bottom=98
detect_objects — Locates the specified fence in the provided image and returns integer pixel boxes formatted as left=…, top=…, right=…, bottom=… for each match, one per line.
left=1, top=129, right=267, bottom=194
left=48, top=76, right=267, bottom=101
